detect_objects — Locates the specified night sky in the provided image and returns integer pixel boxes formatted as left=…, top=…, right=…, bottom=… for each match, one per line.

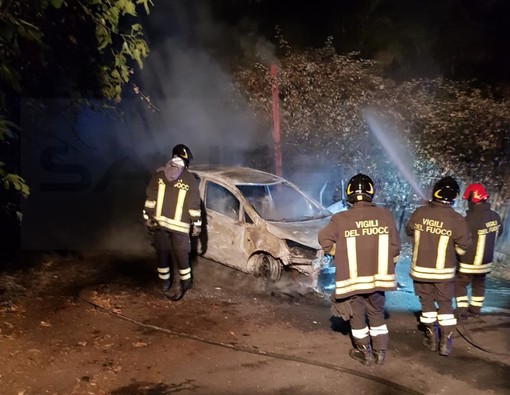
left=143, top=0, right=510, bottom=84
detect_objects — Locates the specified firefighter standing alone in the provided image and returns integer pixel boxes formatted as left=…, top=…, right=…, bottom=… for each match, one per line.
left=143, top=144, right=202, bottom=301
left=454, top=183, right=503, bottom=320
left=405, top=176, right=470, bottom=356
left=318, top=174, right=401, bottom=366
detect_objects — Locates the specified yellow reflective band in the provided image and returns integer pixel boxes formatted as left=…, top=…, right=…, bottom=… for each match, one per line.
left=369, top=325, right=388, bottom=336
left=422, top=311, right=438, bottom=319
left=144, top=200, right=156, bottom=209
left=156, top=179, right=166, bottom=217
left=455, top=245, right=466, bottom=255
left=179, top=267, right=192, bottom=280
left=436, top=234, right=449, bottom=269
left=412, top=229, right=420, bottom=266
left=438, top=313, right=457, bottom=326
left=155, top=216, right=191, bottom=232
left=459, top=262, right=492, bottom=273
left=411, top=265, right=456, bottom=274
left=346, top=237, right=358, bottom=278
left=189, top=209, right=201, bottom=217
left=420, top=314, right=437, bottom=324
left=351, top=327, right=369, bottom=339
left=378, top=234, right=389, bottom=275
left=157, top=267, right=170, bottom=280
left=174, top=188, right=187, bottom=222
left=474, top=234, right=486, bottom=265
left=334, top=275, right=396, bottom=296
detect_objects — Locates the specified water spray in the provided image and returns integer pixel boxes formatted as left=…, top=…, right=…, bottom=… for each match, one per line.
left=362, top=107, right=426, bottom=200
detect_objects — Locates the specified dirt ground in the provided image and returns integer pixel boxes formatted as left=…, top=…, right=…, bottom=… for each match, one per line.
left=0, top=250, right=509, bottom=395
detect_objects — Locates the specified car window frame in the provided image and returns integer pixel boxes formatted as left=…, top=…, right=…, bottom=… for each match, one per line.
left=204, top=180, right=242, bottom=222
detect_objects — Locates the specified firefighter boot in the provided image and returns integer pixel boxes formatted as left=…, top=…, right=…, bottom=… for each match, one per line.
left=349, top=344, right=375, bottom=366
left=161, top=280, right=171, bottom=293
left=373, top=349, right=386, bottom=365
left=171, top=278, right=193, bottom=302
left=423, top=323, right=439, bottom=351
left=439, top=330, right=453, bottom=356
left=166, top=261, right=180, bottom=298
left=455, top=307, right=468, bottom=321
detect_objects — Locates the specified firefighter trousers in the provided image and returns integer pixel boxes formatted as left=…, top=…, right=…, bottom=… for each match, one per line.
left=154, top=230, right=192, bottom=285
left=350, top=292, right=388, bottom=351
left=454, top=272, right=486, bottom=314
left=414, top=281, right=457, bottom=327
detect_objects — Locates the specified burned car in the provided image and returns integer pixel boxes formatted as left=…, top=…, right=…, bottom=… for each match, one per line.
left=189, top=165, right=333, bottom=291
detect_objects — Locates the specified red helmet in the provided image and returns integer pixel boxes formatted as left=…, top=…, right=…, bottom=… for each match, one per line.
left=462, top=183, right=488, bottom=203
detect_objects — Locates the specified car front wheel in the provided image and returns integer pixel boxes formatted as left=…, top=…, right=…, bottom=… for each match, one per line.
left=249, top=253, right=282, bottom=282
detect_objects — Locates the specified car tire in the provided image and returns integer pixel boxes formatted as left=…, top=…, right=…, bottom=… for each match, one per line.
left=250, top=253, right=282, bottom=282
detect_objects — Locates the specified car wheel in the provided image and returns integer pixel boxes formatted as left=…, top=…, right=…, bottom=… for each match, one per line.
left=249, top=253, right=282, bottom=282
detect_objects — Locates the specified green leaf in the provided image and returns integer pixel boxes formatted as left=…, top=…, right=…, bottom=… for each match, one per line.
left=96, top=25, right=111, bottom=51
left=137, top=0, right=153, bottom=15
left=50, top=0, right=65, bottom=9
left=119, top=0, right=137, bottom=16
left=5, top=174, right=30, bottom=197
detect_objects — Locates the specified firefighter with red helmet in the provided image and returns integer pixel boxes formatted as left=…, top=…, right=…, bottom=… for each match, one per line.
left=318, top=174, right=400, bottom=366
left=143, top=144, right=202, bottom=301
left=455, top=183, right=503, bottom=320
left=405, top=176, right=471, bottom=356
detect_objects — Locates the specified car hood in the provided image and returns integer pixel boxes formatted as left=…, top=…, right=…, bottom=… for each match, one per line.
left=265, top=217, right=331, bottom=250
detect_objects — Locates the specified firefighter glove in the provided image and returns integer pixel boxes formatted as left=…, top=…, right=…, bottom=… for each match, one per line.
left=326, top=243, right=336, bottom=256
left=146, top=218, right=158, bottom=231
left=191, top=221, right=202, bottom=237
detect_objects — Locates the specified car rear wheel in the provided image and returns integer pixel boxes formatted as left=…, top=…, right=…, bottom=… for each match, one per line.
left=249, top=253, right=282, bottom=282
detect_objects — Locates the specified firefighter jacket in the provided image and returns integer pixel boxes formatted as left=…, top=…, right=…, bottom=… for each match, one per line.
left=143, top=167, right=201, bottom=235
left=318, top=201, right=401, bottom=299
left=406, top=200, right=470, bottom=282
left=459, top=202, right=502, bottom=274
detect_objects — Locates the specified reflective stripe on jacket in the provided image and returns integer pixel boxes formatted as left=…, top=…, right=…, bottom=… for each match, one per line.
left=144, top=168, right=201, bottom=234
left=405, top=201, right=470, bottom=282
left=459, top=202, right=502, bottom=274
left=318, top=201, right=401, bottom=299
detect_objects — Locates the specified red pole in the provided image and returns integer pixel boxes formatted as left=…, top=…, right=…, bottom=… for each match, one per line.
left=270, top=64, right=282, bottom=176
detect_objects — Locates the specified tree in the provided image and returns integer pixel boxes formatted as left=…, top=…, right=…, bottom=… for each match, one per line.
left=0, top=0, right=153, bottom=254
left=232, top=41, right=510, bottom=214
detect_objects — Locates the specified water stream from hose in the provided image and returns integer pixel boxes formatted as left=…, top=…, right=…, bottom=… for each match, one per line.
left=362, top=107, right=426, bottom=200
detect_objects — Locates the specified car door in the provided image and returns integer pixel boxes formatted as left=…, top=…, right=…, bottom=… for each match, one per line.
left=200, top=180, right=251, bottom=272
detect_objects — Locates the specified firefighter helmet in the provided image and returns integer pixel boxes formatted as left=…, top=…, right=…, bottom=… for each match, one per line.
left=462, top=183, right=488, bottom=203
left=172, top=144, right=193, bottom=167
left=346, top=173, right=375, bottom=203
left=432, top=176, right=459, bottom=204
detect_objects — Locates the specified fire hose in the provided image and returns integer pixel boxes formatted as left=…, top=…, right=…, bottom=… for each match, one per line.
left=79, top=295, right=424, bottom=395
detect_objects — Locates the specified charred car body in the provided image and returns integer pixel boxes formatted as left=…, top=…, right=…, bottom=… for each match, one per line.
left=189, top=165, right=333, bottom=290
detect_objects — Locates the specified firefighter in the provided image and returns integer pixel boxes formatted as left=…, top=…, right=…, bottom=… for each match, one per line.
left=406, top=176, right=470, bottom=356
left=318, top=174, right=400, bottom=366
left=455, top=183, right=503, bottom=320
left=143, top=144, right=202, bottom=301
